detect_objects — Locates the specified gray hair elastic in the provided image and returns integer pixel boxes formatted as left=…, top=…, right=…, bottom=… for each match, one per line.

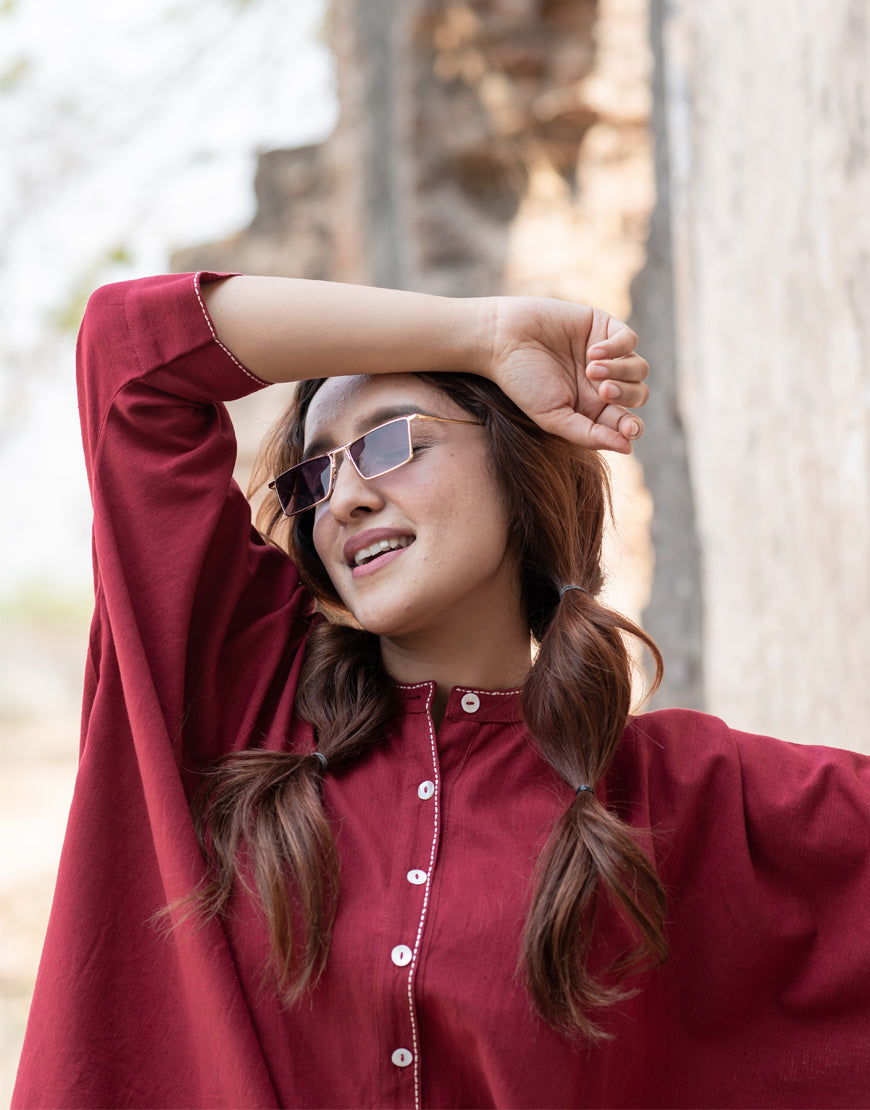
left=559, top=585, right=588, bottom=599
left=575, top=784, right=594, bottom=795
left=312, top=751, right=328, bottom=771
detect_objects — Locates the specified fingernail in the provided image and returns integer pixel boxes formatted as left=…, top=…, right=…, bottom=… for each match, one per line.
left=588, top=346, right=607, bottom=359
left=603, top=382, right=620, bottom=400
left=587, top=362, right=606, bottom=379
left=625, top=419, right=640, bottom=438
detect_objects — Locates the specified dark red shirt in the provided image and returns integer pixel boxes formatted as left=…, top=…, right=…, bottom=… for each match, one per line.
left=13, top=273, right=870, bottom=1109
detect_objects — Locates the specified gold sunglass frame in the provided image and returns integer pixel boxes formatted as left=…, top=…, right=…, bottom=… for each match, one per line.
left=269, top=412, right=481, bottom=517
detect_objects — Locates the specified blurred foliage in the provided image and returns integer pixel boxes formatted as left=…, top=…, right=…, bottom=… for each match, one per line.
left=0, top=0, right=18, bottom=15
left=315, top=2, right=332, bottom=44
left=47, top=244, right=134, bottom=336
left=0, top=582, right=93, bottom=630
left=0, top=55, right=31, bottom=93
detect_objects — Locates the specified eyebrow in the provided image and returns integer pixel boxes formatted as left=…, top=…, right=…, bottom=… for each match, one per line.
left=302, top=403, right=450, bottom=461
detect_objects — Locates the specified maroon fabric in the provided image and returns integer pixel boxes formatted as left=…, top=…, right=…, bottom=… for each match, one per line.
left=13, top=273, right=870, bottom=1109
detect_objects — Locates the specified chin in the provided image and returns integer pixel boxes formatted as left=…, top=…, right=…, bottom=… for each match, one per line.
left=343, top=590, right=438, bottom=641
left=347, top=608, right=418, bottom=640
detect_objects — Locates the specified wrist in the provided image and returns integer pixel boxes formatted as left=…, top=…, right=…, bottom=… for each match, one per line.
left=444, top=295, right=499, bottom=379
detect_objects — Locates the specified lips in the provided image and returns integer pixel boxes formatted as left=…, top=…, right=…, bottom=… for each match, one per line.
left=352, top=535, right=414, bottom=566
left=343, top=527, right=416, bottom=569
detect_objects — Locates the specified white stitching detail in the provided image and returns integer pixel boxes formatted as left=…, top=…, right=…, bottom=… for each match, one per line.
left=406, top=683, right=439, bottom=1110
left=457, top=686, right=519, bottom=698
left=396, top=682, right=520, bottom=698
left=193, top=273, right=269, bottom=386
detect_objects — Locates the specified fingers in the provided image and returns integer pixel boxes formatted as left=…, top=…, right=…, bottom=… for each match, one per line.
left=578, top=373, right=647, bottom=448
left=586, top=345, right=649, bottom=409
left=537, top=406, right=644, bottom=455
left=592, top=405, right=645, bottom=451
left=581, top=320, right=648, bottom=450
left=568, top=416, right=643, bottom=454
left=588, top=369, right=650, bottom=409
left=616, top=410, right=644, bottom=443
left=586, top=349, right=647, bottom=383
left=587, top=317, right=640, bottom=359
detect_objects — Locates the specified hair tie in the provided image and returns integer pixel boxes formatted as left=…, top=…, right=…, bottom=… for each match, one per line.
left=312, top=751, right=328, bottom=771
left=575, top=784, right=594, bottom=795
left=559, top=584, right=588, bottom=599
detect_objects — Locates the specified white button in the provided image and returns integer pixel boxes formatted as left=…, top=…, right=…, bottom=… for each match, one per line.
left=418, top=780, right=435, bottom=800
left=391, top=944, right=413, bottom=966
left=392, top=1048, right=413, bottom=1068
left=407, top=869, right=427, bottom=885
left=461, top=692, right=480, bottom=713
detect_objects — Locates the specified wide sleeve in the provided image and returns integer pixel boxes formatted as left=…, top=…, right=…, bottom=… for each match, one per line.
left=615, top=709, right=870, bottom=1106
left=79, top=271, right=314, bottom=772
left=13, top=273, right=313, bottom=1110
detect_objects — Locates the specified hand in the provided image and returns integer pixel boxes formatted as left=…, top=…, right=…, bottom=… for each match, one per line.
left=481, top=296, right=649, bottom=453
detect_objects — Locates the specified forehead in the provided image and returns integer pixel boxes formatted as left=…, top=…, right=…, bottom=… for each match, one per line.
left=303, top=373, right=465, bottom=450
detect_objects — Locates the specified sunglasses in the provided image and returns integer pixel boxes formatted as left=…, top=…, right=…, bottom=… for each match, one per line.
left=269, top=413, right=481, bottom=517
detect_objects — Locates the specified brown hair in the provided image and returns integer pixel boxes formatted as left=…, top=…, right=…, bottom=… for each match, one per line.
left=190, top=373, right=666, bottom=1040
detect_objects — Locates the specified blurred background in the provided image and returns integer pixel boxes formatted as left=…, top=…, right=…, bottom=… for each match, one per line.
left=1, top=0, right=868, bottom=1098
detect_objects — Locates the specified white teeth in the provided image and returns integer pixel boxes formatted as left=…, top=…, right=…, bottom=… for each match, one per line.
left=353, top=536, right=412, bottom=567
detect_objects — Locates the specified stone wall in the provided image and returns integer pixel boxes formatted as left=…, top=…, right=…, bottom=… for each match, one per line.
left=655, top=0, right=870, bottom=746
left=327, top=0, right=598, bottom=295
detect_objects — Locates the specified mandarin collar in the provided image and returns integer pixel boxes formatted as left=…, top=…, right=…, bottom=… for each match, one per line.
left=396, top=681, right=524, bottom=724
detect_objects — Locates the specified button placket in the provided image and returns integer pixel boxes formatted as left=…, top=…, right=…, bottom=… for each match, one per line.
left=397, top=688, right=442, bottom=1109
left=409, top=785, right=431, bottom=890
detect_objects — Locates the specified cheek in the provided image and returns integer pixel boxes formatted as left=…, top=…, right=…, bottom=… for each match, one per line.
left=442, top=463, right=513, bottom=562
left=469, top=455, right=513, bottom=538
left=475, top=499, right=513, bottom=562
left=311, top=512, right=333, bottom=566
left=411, top=461, right=477, bottom=520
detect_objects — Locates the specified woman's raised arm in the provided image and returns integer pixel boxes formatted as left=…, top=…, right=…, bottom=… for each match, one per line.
left=202, top=275, right=648, bottom=454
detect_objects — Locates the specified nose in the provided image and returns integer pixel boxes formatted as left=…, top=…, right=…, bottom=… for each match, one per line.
left=325, top=449, right=386, bottom=521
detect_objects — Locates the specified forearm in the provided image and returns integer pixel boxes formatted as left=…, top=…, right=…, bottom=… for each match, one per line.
left=202, top=275, right=494, bottom=385
left=200, top=272, right=650, bottom=452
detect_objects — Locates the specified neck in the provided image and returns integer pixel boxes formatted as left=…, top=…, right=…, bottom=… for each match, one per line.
left=379, top=609, right=532, bottom=725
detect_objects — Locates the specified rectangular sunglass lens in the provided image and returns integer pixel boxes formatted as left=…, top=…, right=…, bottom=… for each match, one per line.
left=276, top=456, right=331, bottom=515
left=351, top=418, right=413, bottom=478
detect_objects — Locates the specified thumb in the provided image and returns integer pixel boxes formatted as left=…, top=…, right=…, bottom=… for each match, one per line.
left=535, top=406, right=637, bottom=454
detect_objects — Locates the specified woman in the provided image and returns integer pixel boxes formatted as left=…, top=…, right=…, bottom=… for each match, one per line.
left=13, top=272, right=870, bottom=1110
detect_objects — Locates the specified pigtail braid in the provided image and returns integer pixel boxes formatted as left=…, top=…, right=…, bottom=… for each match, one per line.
left=185, top=621, right=397, bottom=1002
left=521, top=589, right=667, bottom=1039
left=190, top=748, right=337, bottom=1000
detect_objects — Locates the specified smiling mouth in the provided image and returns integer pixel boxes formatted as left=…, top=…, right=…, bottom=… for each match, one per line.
left=351, top=536, right=414, bottom=568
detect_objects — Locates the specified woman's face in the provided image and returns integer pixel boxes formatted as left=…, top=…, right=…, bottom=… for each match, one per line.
left=303, top=374, right=522, bottom=644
